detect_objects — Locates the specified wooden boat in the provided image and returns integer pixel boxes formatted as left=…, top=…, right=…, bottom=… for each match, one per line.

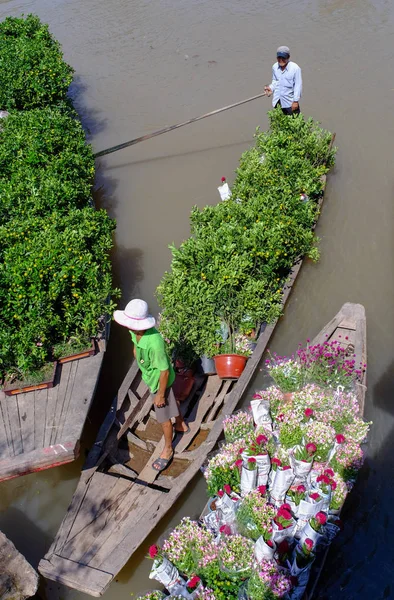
left=0, top=530, right=39, bottom=599
left=38, top=177, right=333, bottom=596
left=0, top=330, right=107, bottom=482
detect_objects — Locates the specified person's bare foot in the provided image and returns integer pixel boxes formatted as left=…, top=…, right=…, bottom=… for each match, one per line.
left=174, top=419, right=189, bottom=433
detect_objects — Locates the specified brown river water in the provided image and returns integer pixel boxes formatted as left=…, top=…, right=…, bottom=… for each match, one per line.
left=1, top=0, right=394, bottom=598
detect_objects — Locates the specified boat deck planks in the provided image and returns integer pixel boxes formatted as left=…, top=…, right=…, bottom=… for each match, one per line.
left=0, top=345, right=106, bottom=482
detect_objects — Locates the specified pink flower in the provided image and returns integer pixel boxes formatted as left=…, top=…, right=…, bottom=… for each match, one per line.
left=258, top=485, right=267, bottom=495
left=278, top=413, right=285, bottom=422
left=280, top=503, right=292, bottom=512
left=278, top=540, right=289, bottom=554
left=266, top=539, right=274, bottom=548
left=304, top=408, right=314, bottom=418
left=309, top=492, right=321, bottom=501
left=282, top=465, right=291, bottom=470
left=306, top=443, right=317, bottom=455
left=188, top=576, right=201, bottom=589
left=223, top=484, right=232, bottom=495
left=221, top=176, right=226, bottom=182
left=248, top=457, right=256, bottom=464
left=219, top=524, right=231, bottom=535
left=315, top=512, right=327, bottom=525
left=331, top=480, right=337, bottom=491
left=324, top=468, right=335, bottom=477
left=234, top=459, right=243, bottom=468
left=297, top=484, right=306, bottom=493
left=317, top=474, right=331, bottom=485
left=272, top=458, right=282, bottom=467
left=253, top=393, right=262, bottom=399
left=217, top=489, right=224, bottom=498
left=256, top=434, right=268, bottom=445
left=148, top=545, right=158, bottom=559
left=277, top=508, right=292, bottom=521
left=336, top=434, right=346, bottom=444
left=305, top=538, right=314, bottom=551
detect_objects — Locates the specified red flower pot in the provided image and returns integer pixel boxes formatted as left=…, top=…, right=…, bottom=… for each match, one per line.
left=213, top=354, right=247, bottom=379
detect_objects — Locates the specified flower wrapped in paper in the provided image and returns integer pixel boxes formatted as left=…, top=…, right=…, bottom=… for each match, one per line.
left=240, top=457, right=258, bottom=495
left=236, top=488, right=275, bottom=541
left=290, top=443, right=315, bottom=485
left=247, top=559, right=292, bottom=598
left=288, top=538, right=316, bottom=599
left=285, top=484, right=307, bottom=518
left=250, top=392, right=272, bottom=429
left=299, top=511, right=327, bottom=547
left=223, top=411, right=254, bottom=443
left=218, top=534, right=254, bottom=582
left=272, top=504, right=297, bottom=544
left=136, top=591, right=166, bottom=600
left=269, top=463, right=295, bottom=506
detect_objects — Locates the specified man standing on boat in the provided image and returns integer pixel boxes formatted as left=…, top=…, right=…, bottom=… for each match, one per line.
left=114, top=299, right=189, bottom=473
left=264, top=46, right=302, bottom=115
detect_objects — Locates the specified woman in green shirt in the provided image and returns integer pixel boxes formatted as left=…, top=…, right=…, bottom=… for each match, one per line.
left=114, top=299, right=188, bottom=472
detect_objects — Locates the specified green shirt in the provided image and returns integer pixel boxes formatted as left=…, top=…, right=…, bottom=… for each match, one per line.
left=130, top=327, right=175, bottom=393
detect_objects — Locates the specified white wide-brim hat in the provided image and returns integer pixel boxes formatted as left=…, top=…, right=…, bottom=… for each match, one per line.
left=113, top=298, right=156, bottom=331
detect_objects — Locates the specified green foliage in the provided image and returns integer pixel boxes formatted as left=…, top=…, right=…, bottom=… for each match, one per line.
left=0, top=15, right=118, bottom=378
left=158, top=110, right=336, bottom=358
left=0, top=105, right=95, bottom=224
left=0, top=14, right=74, bottom=109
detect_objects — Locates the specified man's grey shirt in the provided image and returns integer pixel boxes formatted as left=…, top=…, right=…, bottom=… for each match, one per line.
left=269, top=61, right=302, bottom=108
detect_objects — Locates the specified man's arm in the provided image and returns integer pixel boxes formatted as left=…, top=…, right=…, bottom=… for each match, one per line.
left=292, top=66, right=302, bottom=109
left=154, top=369, right=169, bottom=408
left=265, top=65, right=278, bottom=96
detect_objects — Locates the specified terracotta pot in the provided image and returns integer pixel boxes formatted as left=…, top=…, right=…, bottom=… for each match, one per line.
left=213, top=354, right=247, bottom=379
left=282, top=392, right=294, bottom=403
left=172, top=369, right=195, bottom=402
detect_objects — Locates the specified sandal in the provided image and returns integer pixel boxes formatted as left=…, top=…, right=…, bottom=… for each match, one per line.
left=152, top=453, right=174, bottom=473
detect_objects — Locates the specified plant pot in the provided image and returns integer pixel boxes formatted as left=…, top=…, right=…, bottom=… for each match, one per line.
left=58, top=339, right=96, bottom=364
left=201, top=355, right=217, bottom=375
left=282, top=392, right=294, bottom=403
left=172, top=368, right=195, bottom=402
left=213, top=354, right=247, bottom=380
left=4, top=362, right=58, bottom=396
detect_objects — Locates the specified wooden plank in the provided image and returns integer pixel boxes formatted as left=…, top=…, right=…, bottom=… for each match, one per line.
left=63, top=477, right=134, bottom=562
left=34, top=389, right=47, bottom=450
left=175, top=377, right=225, bottom=453
left=108, top=462, right=138, bottom=479
left=116, top=362, right=140, bottom=410
left=50, top=362, right=72, bottom=446
left=87, top=484, right=162, bottom=569
left=0, top=398, right=12, bottom=458
left=205, top=379, right=233, bottom=423
left=0, top=440, right=76, bottom=482
left=17, top=393, right=35, bottom=454
left=84, top=397, right=117, bottom=470
left=61, top=472, right=120, bottom=552
left=39, top=555, right=112, bottom=598
left=44, top=385, right=59, bottom=448
left=55, top=359, right=79, bottom=443
left=5, top=396, right=23, bottom=456
left=125, top=431, right=148, bottom=451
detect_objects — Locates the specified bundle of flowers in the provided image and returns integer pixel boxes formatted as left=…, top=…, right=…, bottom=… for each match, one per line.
left=329, top=440, right=364, bottom=482
left=218, top=534, right=254, bottom=580
left=265, top=353, right=304, bottom=393
left=136, top=592, right=166, bottom=600
left=204, top=440, right=245, bottom=497
left=162, top=518, right=216, bottom=576
left=236, top=489, right=276, bottom=541
left=223, top=412, right=254, bottom=443
left=247, top=559, right=292, bottom=598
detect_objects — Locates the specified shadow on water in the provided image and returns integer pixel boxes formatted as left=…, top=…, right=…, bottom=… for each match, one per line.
left=317, top=361, right=394, bottom=599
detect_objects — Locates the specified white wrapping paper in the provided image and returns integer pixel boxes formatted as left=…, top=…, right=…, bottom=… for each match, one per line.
left=250, top=398, right=272, bottom=427
left=299, top=521, right=324, bottom=547
left=290, top=449, right=313, bottom=485
left=269, top=467, right=295, bottom=506
left=149, top=557, right=184, bottom=590
left=218, top=182, right=231, bottom=201
left=288, top=555, right=314, bottom=600
left=241, top=466, right=257, bottom=495
left=271, top=519, right=297, bottom=544
left=255, top=536, right=276, bottom=562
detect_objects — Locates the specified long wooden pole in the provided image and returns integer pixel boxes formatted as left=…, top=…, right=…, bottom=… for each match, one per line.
left=94, top=91, right=267, bottom=158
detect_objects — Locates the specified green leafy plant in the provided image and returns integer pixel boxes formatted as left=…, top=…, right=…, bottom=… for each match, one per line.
left=157, top=110, right=336, bottom=359
left=0, top=14, right=74, bottom=109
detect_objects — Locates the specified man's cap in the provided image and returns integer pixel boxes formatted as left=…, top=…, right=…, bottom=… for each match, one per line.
left=277, top=46, right=290, bottom=58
